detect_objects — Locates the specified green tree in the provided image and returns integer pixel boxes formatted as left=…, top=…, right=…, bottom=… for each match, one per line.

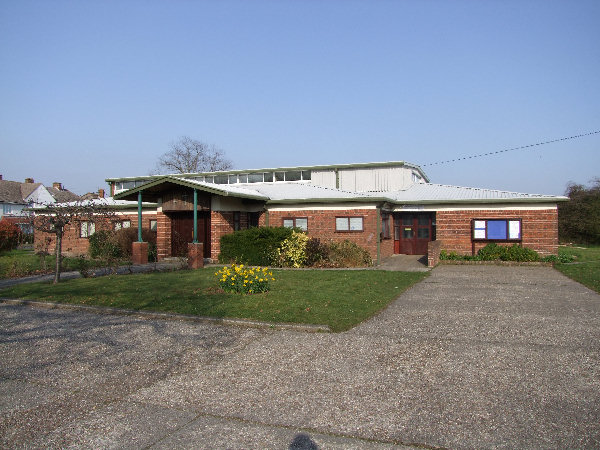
left=558, top=178, right=600, bottom=244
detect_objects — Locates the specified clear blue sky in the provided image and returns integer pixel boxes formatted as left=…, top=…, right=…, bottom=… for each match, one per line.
left=1, top=0, right=598, bottom=196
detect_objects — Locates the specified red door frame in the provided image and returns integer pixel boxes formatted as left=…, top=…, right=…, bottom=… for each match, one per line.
left=393, top=212, right=435, bottom=255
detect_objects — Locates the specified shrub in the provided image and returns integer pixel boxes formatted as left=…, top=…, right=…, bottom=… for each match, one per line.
left=501, top=244, right=539, bottom=262
left=328, top=240, right=372, bottom=267
left=305, top=238, right=329, bottom=267
left=113, top=228, right=158, bottom=261
left=271, top=231, right=309, bottom=268
left=440, top=249, right=470, bottom=261
left=0, top=220, right=22, bottom=253
left=477, top=243, right=540, bottom=262
left=88, top=230, right=122, bottom=260
left=476, top=243, right=505, bottom=261
left=215, top=263, right=275, bottom=294
left=219, top=226, right=293, bottom=265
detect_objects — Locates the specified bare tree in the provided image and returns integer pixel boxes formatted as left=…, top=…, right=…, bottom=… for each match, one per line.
left=155, top=136, right=233, bottom=174
left=31, top=200, right=115, bottom=283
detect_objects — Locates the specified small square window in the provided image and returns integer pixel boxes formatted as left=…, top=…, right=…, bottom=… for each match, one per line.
left=149, top=219, right=157, bottom=231
left=336, top=217, right=363, bottom=232
left=295, top=218, right=308, bottom=231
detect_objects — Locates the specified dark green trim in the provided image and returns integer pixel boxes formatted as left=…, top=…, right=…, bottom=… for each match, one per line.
left=113, top=176, right=268, bottom=201
left=137, top=191, right=143, bottom=243
left=376, top=207, right=381, bottom=265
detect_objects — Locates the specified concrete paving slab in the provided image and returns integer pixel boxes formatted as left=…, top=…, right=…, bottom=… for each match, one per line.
left=1, top=265, right=599, bottom=448
left=153, top=414, right=408, bottom=449
left=31, top=400, right=197, bottom=449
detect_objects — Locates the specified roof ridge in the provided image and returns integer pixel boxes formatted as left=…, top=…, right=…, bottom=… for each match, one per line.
left=418, top=183, right=558, bottom=197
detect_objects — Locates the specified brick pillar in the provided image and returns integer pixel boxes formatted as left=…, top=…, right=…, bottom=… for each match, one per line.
left=427, top=240, right=442, bottom=267
left=156, top=211, right=171, bottom=261
left=188, top=242, right=204, bottom=269
left=132, top=242, right=149, bottom=265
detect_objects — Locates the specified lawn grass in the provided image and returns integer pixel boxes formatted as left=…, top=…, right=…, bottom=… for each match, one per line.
left=555, top=245, right=600, bottom=293
left=0, top=249, right=110, bottom=279
left=0, top=268, right=428, bottom=332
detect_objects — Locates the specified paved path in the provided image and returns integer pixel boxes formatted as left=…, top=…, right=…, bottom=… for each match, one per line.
left=1, top=266, right=599, bottom=448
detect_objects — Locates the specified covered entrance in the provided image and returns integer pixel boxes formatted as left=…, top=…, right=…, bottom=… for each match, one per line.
left=394, top=212, right=435, bottom=255
left=169, top=211, right=210, bottom=257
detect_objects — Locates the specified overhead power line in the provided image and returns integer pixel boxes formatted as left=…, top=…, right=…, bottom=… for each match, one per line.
left=422, top=130, right=600, bottom=167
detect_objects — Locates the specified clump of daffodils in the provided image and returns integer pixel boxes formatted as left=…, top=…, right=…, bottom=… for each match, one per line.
left=215, top=263, right=275, bottom=294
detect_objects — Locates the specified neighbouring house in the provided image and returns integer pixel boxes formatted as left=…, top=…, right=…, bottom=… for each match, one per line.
left=0, top=176, right=79, bottom=235
left=33, top=161, right=567, bottom=265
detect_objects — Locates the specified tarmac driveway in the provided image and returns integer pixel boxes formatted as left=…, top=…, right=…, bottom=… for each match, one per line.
left=1, top=265, right=599, bottom=449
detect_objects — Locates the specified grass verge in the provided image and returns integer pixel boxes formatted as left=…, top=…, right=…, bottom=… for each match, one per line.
left=0, top=249, right=122, bottom=279
left=0, top=268, right=428, bottom=332
left=555, top=245, right=600, bottom=293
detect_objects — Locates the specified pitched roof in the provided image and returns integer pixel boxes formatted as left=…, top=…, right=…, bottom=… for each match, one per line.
left=46, top=186, right=81, bottom=203
left=383, top=183, right=567, bottom=204
left=114, top=175, right=567, bottom=206
left=0, top=180, right=44, bottom=203
left=0, top=180, right=27, bottom=203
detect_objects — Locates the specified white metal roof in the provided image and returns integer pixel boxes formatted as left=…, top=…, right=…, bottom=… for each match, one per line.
left=383, top=183, right=567, bottom=203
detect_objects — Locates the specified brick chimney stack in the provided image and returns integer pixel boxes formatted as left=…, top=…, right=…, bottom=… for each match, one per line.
left=25, top=178, right=34, bottom=183
left=53, top=182, right=63, bottom=190
left=98, top=188, right=105, bottom=198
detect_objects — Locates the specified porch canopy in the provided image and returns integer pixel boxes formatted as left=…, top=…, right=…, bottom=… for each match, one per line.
left=113, top=175, right=268, bottom=243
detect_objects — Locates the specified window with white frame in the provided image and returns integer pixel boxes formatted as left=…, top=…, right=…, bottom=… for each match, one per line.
left=80, top=221, right=96, bottom=238
left=282, top=217, right=308, bottom=231
left=149, top=219, right=157, bottom=231
left=336, top=216, right=363, bottom=232
left=472, top=219, right=521, bottom=241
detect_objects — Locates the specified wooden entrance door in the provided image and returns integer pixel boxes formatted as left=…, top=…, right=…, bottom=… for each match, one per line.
left=170, top=212, right=210, bottom=257
left=394, top=213, right=434, bottom=255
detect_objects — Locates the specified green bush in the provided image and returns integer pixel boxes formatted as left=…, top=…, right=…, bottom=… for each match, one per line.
left=219, top=226, right=294, bottom=265
left=477, top=243, right=540, bottom=262
left=501, top=244, right=539, bottom=262
left=440, top=249, right=470, bottom=261
left=88, top=230, right=122, bottom=260
left=0, top=220, right=22, bottom=253
left=328, top=240, right=372, bottom=267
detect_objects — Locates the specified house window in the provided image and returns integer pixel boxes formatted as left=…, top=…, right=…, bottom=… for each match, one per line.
left=80, top=221, right=96, bottom=238
left=381, top=214, right=390, bottom=239
left=248, top=212, right=260, bottom=228
left=234, top=212, right=241, bottom=231
left=472, top=219, right=522, bottom=241
left=114, top=220, right=131, bottom=230
left=336, top=216, right=363, bottom=232
left=149, top=219, right=157, bottom=231
left=283, top=217, right=308, bottom=231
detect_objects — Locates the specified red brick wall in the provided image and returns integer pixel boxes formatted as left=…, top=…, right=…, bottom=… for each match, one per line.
left=156, top=211, right=171, bottom=261
left=34, top=212, right=157, bottom=258
left=267, top=208, right=381, bottom=261
left=436, top=208, right=559, bottom=256
left=210, top=211, right=255, bottom=260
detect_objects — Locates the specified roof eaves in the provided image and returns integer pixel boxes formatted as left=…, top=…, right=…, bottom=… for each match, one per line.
left=113, top=176, right=268, bottom=201
left=105, top=160, right=428, bottom=182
